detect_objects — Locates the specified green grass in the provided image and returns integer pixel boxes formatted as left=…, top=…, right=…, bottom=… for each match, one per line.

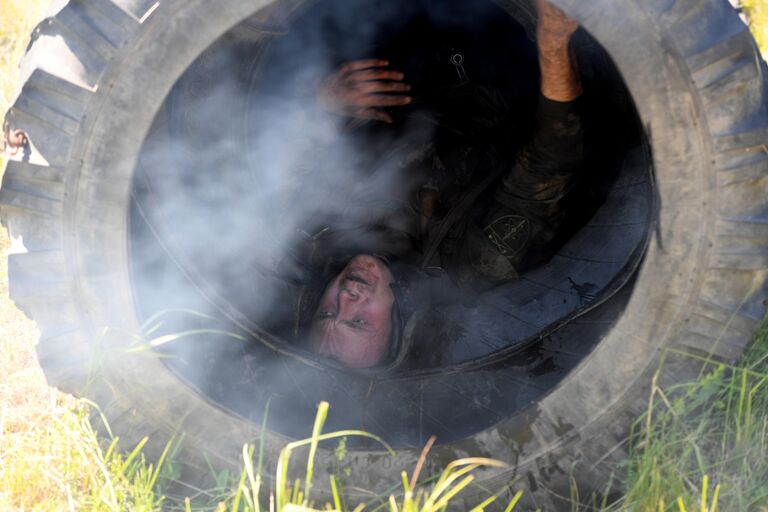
left=599, top=322, right=768, bottom=511
left=206, top=401, right=526, bottom=512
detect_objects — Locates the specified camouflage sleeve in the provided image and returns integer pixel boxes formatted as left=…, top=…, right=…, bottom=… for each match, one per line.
left=481, top=94, right=585, bottom=263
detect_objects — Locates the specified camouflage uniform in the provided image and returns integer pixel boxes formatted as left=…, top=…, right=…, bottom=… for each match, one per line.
left=259, top=81, right=586, bottom=355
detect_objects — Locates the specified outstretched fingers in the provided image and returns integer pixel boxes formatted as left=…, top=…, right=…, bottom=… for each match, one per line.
left=318, top=59, right=413, bottom=123
left=356, top=80, right=411, bottom=94
left=352, top=94, right=412, bottom=108
left=338, top=59, right=391, bottom=75
left=346, top=68, right=405, bottom=82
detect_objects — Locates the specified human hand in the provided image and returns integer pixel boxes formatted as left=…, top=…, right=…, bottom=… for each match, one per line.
left=317, top=59, right=412, bottom=124
left=535, top=0, right=579, bottom=55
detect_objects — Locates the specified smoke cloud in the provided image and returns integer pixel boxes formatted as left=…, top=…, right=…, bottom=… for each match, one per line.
left=125, top=0, right=645, bottom=445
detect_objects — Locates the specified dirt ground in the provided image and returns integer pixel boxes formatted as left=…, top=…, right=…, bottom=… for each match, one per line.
left=0, top=225, right=60, bottom=440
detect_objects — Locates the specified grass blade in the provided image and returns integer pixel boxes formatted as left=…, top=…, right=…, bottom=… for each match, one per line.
left=244, top=443, right=259, bottom=511
left=469, top=493, right=497, bottom=511
left=432, top=474, right=475, bottom=511
left=304, top=401, right=330, bottom=504
left=118, top=436, right=149, bottom=477
left=331, top=475, right=343, bottom=511
left=503, top=490, right=523, bottom=512
left=410, top=436, right=436, bottom=490
left=232, top=465, right=248, bottom=512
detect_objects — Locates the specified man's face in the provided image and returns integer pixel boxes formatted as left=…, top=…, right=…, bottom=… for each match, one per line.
left=309, top=255, right=395, bottom=368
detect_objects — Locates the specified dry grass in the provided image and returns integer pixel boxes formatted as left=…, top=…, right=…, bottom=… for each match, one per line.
left=0, top=1, right=102, bottom=509
left=743, top=0, right=768, bottom=57
left=0, top=0, right=53, bottom=401
left=0, top=0, right=51, bottom=141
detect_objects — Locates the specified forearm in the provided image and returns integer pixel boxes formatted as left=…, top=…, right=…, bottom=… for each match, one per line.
left=496, top=0, right=584, bottom=196
left=535, top=0, right=582, bottom=102
left=538, top=43, right=582, bottom=101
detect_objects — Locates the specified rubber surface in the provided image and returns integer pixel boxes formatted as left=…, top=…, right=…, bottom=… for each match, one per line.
left=2, top=0, right=767, bottom=508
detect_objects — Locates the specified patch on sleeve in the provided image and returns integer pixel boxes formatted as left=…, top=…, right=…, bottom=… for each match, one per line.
left=483, top=214, right=531, bottom=261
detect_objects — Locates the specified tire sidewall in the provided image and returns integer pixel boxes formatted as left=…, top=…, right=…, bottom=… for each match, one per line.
left=58, top=0, right=761, bottom=501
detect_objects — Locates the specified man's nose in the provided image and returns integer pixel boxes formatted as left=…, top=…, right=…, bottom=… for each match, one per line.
left=339, top=287, right=360, bottom=305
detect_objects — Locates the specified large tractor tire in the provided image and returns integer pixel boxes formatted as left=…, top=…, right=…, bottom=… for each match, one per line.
left=2, top=0, right=767, bottom=509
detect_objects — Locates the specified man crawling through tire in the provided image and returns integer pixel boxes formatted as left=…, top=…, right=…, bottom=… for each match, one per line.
left=258, top=0, right=586, bottom=370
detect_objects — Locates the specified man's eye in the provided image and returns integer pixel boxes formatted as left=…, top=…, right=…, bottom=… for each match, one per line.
left=317, top=310, right=334, bottom=319
left=352, top=318, right=367, bottom=326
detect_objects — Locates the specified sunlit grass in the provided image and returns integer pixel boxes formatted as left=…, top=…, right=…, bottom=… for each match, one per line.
left=0, top=0, right=50, bottom=172
left=0, top=393, right=178, bottom=511
left=743, top=0, right=768, bottom=57
left=1, top=4, right=176, bottom=510
left=594, top=320, right=768, bottom=511
left=181, top=401, right=524, bottom=512
left=174, top=362, right=768, bottom=512
left=0, top=0, right=48, bottom=107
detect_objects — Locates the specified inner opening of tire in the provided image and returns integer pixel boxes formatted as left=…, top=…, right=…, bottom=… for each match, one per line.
left=128, top=0, right=653, bottom=446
